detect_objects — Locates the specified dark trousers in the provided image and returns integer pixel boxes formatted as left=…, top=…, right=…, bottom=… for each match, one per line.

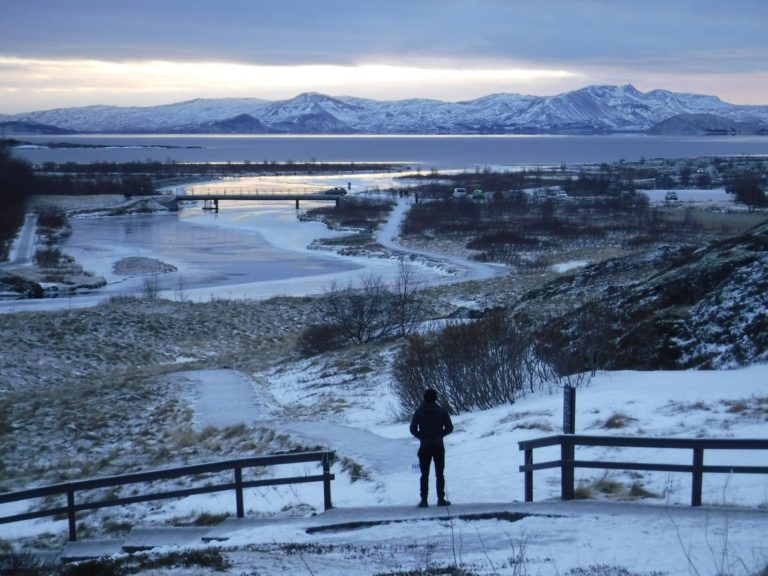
left=418, top=444, right=446, bottom=501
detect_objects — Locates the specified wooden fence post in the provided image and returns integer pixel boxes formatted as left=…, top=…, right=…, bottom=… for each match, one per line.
left=235, top=467, right=244, bottom=518
left=66, top=489, right=77, bottom=542
left=561, top=436, right=575, bottom=501
left=322, top=452, right=333, bottom=510
left=524, top=448, right=534, bottom=502
left=691, top=447, right=704, bottom=507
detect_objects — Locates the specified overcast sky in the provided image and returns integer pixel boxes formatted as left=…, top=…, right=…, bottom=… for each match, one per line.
left=0, top=0, right=766, bottom=113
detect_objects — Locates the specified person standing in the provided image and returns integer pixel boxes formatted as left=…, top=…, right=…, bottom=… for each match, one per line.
left=409, top=388, right=454, bottom=507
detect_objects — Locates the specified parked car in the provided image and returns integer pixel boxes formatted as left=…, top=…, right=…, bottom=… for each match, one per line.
left=322, top=187, right=347, bottom=196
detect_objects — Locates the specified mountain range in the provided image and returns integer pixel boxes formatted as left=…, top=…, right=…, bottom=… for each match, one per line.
left=2, top=84, right=768, bottom=136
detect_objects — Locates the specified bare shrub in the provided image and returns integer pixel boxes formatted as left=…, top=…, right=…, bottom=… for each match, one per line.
left=297, top=323, right=348, bottom=356
left=33, top=246, right=63, bottom=267
left=305, top=266, right=429, bottom=352
left=323, top=274, right=396, bottom=344
left=390, top=262, right=430, bottom=338
left=393, top=311, right=549, bottom=414
left=36, top=205, right=67, bottom=229
left=142, top=274, right=160, bottom=301
left=535, top=297, right=622, bottom=377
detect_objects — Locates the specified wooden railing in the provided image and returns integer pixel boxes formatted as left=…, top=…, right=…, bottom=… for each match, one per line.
left=0, top=450, right=335, bottom=541
left=518, top=435, right=768, bottom=506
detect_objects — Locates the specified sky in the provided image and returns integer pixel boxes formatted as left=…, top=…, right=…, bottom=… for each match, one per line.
left=0, top=0, right=767, bottom=113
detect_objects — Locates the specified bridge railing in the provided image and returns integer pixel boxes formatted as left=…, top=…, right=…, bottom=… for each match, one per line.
left=0, top=450, right=335, bottom=541
left=182, top=187, right=329, bottom=196
left=518, top=435, right=768, bottom=506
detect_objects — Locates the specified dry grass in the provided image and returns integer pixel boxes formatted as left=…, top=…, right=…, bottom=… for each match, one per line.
left=575, top=474, right=661, bottom=501
left=722, top=396, right=768, bottom=418
left=0, top=296, right=326, bottom=498
left=600, top=412, right=638, bottom=429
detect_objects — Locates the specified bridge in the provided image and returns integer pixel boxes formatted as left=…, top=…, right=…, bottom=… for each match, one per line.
left=174, top=186, right=348, bottom=211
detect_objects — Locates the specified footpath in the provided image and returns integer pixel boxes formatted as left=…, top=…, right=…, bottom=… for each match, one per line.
left=56, top=499, right=768, bottom=567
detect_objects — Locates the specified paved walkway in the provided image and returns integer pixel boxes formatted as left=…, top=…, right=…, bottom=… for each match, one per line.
left=58, top=500, right=768, bottom=565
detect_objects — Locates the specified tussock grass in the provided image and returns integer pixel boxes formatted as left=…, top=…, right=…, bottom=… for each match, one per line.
left=600, top=412, right=638, bottom=429
left=575, top=474, right=662, bottom=501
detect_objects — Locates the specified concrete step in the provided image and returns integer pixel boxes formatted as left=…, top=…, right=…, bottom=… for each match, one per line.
left=60, top=539, right=125, bottom=562
left=122, top=526, right=212, bottom=552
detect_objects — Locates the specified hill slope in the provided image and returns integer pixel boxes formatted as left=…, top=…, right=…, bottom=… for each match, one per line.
left=520, top=221, right=768, bottom=370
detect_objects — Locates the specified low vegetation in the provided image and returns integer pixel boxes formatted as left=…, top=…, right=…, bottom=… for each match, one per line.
left=0, top=144, right=35, bottom=259
left=393, top=311, right=561, bottom=414
left=298, top=263, right=432, bottom=355
left=402, top=157, right=768, bottom=265
left=0, top=547, right=231, bottom=575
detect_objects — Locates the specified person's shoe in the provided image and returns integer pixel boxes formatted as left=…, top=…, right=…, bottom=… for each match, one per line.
left=418, top=499, right=428, bottom=508
left=437, top=499, right=451, bottom=506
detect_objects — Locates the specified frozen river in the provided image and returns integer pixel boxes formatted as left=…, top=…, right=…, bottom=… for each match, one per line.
left=61, top=206, right=362, bottom=298
left=1, top=172, right=452, bottom=312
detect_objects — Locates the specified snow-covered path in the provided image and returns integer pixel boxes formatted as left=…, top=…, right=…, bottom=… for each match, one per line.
left=172, top=369, right=273, bottom=430
left=181, top=369, right=413, bottom=477
left=375, top=197, right=507, bottom=283
left=273, top=420, right=413, bottom=475
left=3, top=213, right=37, bottom=266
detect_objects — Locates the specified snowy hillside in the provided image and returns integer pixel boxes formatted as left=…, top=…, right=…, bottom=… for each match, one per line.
left=8, top=84, right=768, bottom=134
left=1, top=188, right=768, bottom=574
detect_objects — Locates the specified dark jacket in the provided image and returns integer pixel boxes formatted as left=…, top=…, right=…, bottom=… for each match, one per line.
left=410, top=401, right=453, bottom=448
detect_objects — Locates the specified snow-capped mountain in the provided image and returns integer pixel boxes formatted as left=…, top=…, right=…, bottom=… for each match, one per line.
left=6, top=85, right=768, bottom=135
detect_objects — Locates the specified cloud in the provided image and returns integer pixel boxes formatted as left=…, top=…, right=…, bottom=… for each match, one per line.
left=0, top=56, right=582, bottom=107
left=2, top=0, right=766, bottom=71
left=0, top=0, right=766, bottom=110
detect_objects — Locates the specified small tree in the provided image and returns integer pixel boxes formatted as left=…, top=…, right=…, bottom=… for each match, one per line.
left=726, top=175, right=767, bottom=211
left=301, top=267, right=430, bottom=354
left=390, top=262, right=429, bottom=338
left=321, top=275, right=395, bottom=345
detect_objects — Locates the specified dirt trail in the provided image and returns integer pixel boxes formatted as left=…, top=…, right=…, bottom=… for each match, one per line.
left=376, top=197, right=506, bottom=282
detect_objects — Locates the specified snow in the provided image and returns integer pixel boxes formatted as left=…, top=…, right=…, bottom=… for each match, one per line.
left=552, top=260, right=588, bottom=273
left=2, top=181, right=768, bottom=574
left=645, top=187, right=733, bottom=204
left=3, top=361, right=768, bottom=574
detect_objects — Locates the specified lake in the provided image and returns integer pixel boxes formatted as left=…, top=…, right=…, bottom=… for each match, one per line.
left=14, top=134, right=768, bottom=169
